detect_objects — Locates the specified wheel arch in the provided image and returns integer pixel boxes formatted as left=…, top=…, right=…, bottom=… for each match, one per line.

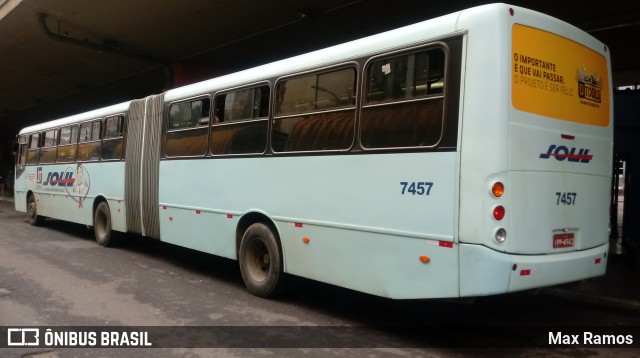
left=92, top=195, right=109, bottom=225
left=26, top=190, right=34, bottom=204
left=236, top=211, right=284, bottom=264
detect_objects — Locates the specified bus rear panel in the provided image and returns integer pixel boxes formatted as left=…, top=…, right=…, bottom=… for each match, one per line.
left=458, top=6, right=611, bottom=296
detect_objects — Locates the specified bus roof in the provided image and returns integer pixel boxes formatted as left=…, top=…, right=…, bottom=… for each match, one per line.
left=19, top=100, right=132, bottom=135
left=163, top=10, right=461, bottom=103
left=18, top=3, right=607, bottom=135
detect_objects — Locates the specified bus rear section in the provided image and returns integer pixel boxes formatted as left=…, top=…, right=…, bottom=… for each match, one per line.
left=458, top=6, right=612, bottom=296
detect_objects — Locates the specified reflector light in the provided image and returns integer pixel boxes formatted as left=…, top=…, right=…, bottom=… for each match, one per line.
left=295, top=222, right=303, bottom=228
left=493, top=206, right=505, bottom=220
left=520, top=269, right=531, bottom=276
left=492, top=182, right=504, bottom=198
left=509, top=8, right=514, bottom=16
left=595, top=258, right=602, bottom=264
left=226, top=214, right=233, bottom=218
left=439, top=241, right=454, bottom=248
left=419, top=256, right=430, bottom=263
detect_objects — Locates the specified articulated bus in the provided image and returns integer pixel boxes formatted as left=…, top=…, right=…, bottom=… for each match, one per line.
left=14, top=4, right=612, bottom=299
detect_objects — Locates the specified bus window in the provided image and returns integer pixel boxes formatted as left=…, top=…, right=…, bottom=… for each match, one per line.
left=77, top=120, right=102, bottom=161
left=211, top=85, right=268, bottom=155
left=361, top=47, right=446, bottom=149
left=26, top=133, right=41, bottom=165
left=17, top=135, right=27, bottom=166
left=57, top=125, right=78, bottom=163
left=166, top=98, right=209, bottom=157
left=102, top=115, right=125, bottom=160
left=272, top=67, right=356, bottom=152
left=39, top=129, right=58, bottom=164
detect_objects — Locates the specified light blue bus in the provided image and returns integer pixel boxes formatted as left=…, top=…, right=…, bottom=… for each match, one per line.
left=14, top=4, right=613, bottom=299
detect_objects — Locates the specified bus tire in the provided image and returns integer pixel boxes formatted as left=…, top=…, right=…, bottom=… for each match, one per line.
left=27, top=194, right=44, bottom=226
left=94, top=201, right=114, bottom=247
left=239, top=223, right=286, bottom=298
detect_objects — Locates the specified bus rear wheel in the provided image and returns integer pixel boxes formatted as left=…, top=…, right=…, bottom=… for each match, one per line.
left=94, top=201, right=114, bottom=247
left=27, top=194, right=44, bottom=226
left=239, top=223, right=286, bottom=298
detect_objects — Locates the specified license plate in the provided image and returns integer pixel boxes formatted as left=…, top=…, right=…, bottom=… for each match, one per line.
left=553, top=233, right=575, bottom=248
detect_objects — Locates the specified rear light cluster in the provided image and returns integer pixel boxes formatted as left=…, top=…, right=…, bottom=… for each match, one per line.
left=491, top=181, right=507, bottom=244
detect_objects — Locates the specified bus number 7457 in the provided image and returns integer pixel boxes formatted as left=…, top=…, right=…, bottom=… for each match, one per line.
left=556, top=192, right=577, bottom=205
left=400, top=182, right=433, bottom=195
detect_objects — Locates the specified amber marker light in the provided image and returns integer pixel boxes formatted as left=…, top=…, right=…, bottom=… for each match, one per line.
left=303, top=237, right=310, bottom=244
left=492, top=182, right=504, bottom=198
left=419, top=256, right=430, bottom=263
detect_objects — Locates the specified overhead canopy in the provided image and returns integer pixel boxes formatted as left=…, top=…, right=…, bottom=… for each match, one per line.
left=1, top=0, right=639, bottom=131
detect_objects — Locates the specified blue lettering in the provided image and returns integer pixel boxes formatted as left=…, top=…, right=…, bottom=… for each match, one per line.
left=64, top=171, right=74, bottom=187
left=48, top=172, right=60, bottom=186
left=44, top=172, right=52, bottom=186
left=554, top=146, right=569, bottom=161
left=580, top=149, right=591, bottom=163
left=539, top=145, right=556, bottom=159
left=540, top=144, right=593, bottom=163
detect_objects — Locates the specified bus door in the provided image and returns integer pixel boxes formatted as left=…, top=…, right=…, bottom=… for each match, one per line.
left=14, top=135, right=28, bottom=194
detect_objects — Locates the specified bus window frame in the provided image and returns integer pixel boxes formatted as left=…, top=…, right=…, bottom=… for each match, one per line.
left=359, top=42, right=450, bottom=151
left=26, top=132, right=41, bottom=165
left=101, top=114, right=126, bottom=161
left=39, top=129, right=58, bottom=164
left=164, top=95, right=211, bottom=159
left=210, top=81, right=271, bottom=157
left=271, top=62, right=359, bottom=154
left=77, top=119, right=103, bottom=162
left=17, top=135, right=28, bottom=166
left=57, top=124, right=79, bottom=164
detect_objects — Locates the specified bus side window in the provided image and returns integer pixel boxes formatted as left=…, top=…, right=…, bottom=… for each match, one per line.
left=57, top=125, right=78, bottom=163
left=39, top=129, right=58, bottom=164
left=166, top=98, right=210, bottom=157
left=361, top=47, right=446, bottom=149
left=77, top=120, right=101, bottom=161
left=26, top=133, right=41, bottom=165
left=211, top=85, right=268, bottom=155
left=17, top=135, right=28, bottom=166
left=272, top=67, right=356, bottom=152
left=102, top=115, right=125, bottom=160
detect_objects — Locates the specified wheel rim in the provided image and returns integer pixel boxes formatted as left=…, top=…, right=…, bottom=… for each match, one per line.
left=246, top=237, right=270, bottom=283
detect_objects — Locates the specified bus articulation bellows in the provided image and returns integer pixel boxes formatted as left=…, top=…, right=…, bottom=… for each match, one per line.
left=14, top=3, right=612, bottom=299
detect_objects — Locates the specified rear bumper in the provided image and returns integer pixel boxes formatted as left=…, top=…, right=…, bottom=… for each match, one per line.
left=459, top=243, right=608, bottom=297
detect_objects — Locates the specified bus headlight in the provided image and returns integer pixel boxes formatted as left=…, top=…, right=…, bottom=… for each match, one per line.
left=495, top=228, right=507, bottom=243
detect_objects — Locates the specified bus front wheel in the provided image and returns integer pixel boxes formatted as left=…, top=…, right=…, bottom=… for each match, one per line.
left=239, top=223, right=286, bottom=298
left=27, top=194, right=44, bottom=226
left=94, top=201, right=114, bottom=247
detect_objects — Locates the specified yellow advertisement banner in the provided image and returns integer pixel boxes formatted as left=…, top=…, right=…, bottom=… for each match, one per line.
left=512, top=24, right=610, bottom=127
